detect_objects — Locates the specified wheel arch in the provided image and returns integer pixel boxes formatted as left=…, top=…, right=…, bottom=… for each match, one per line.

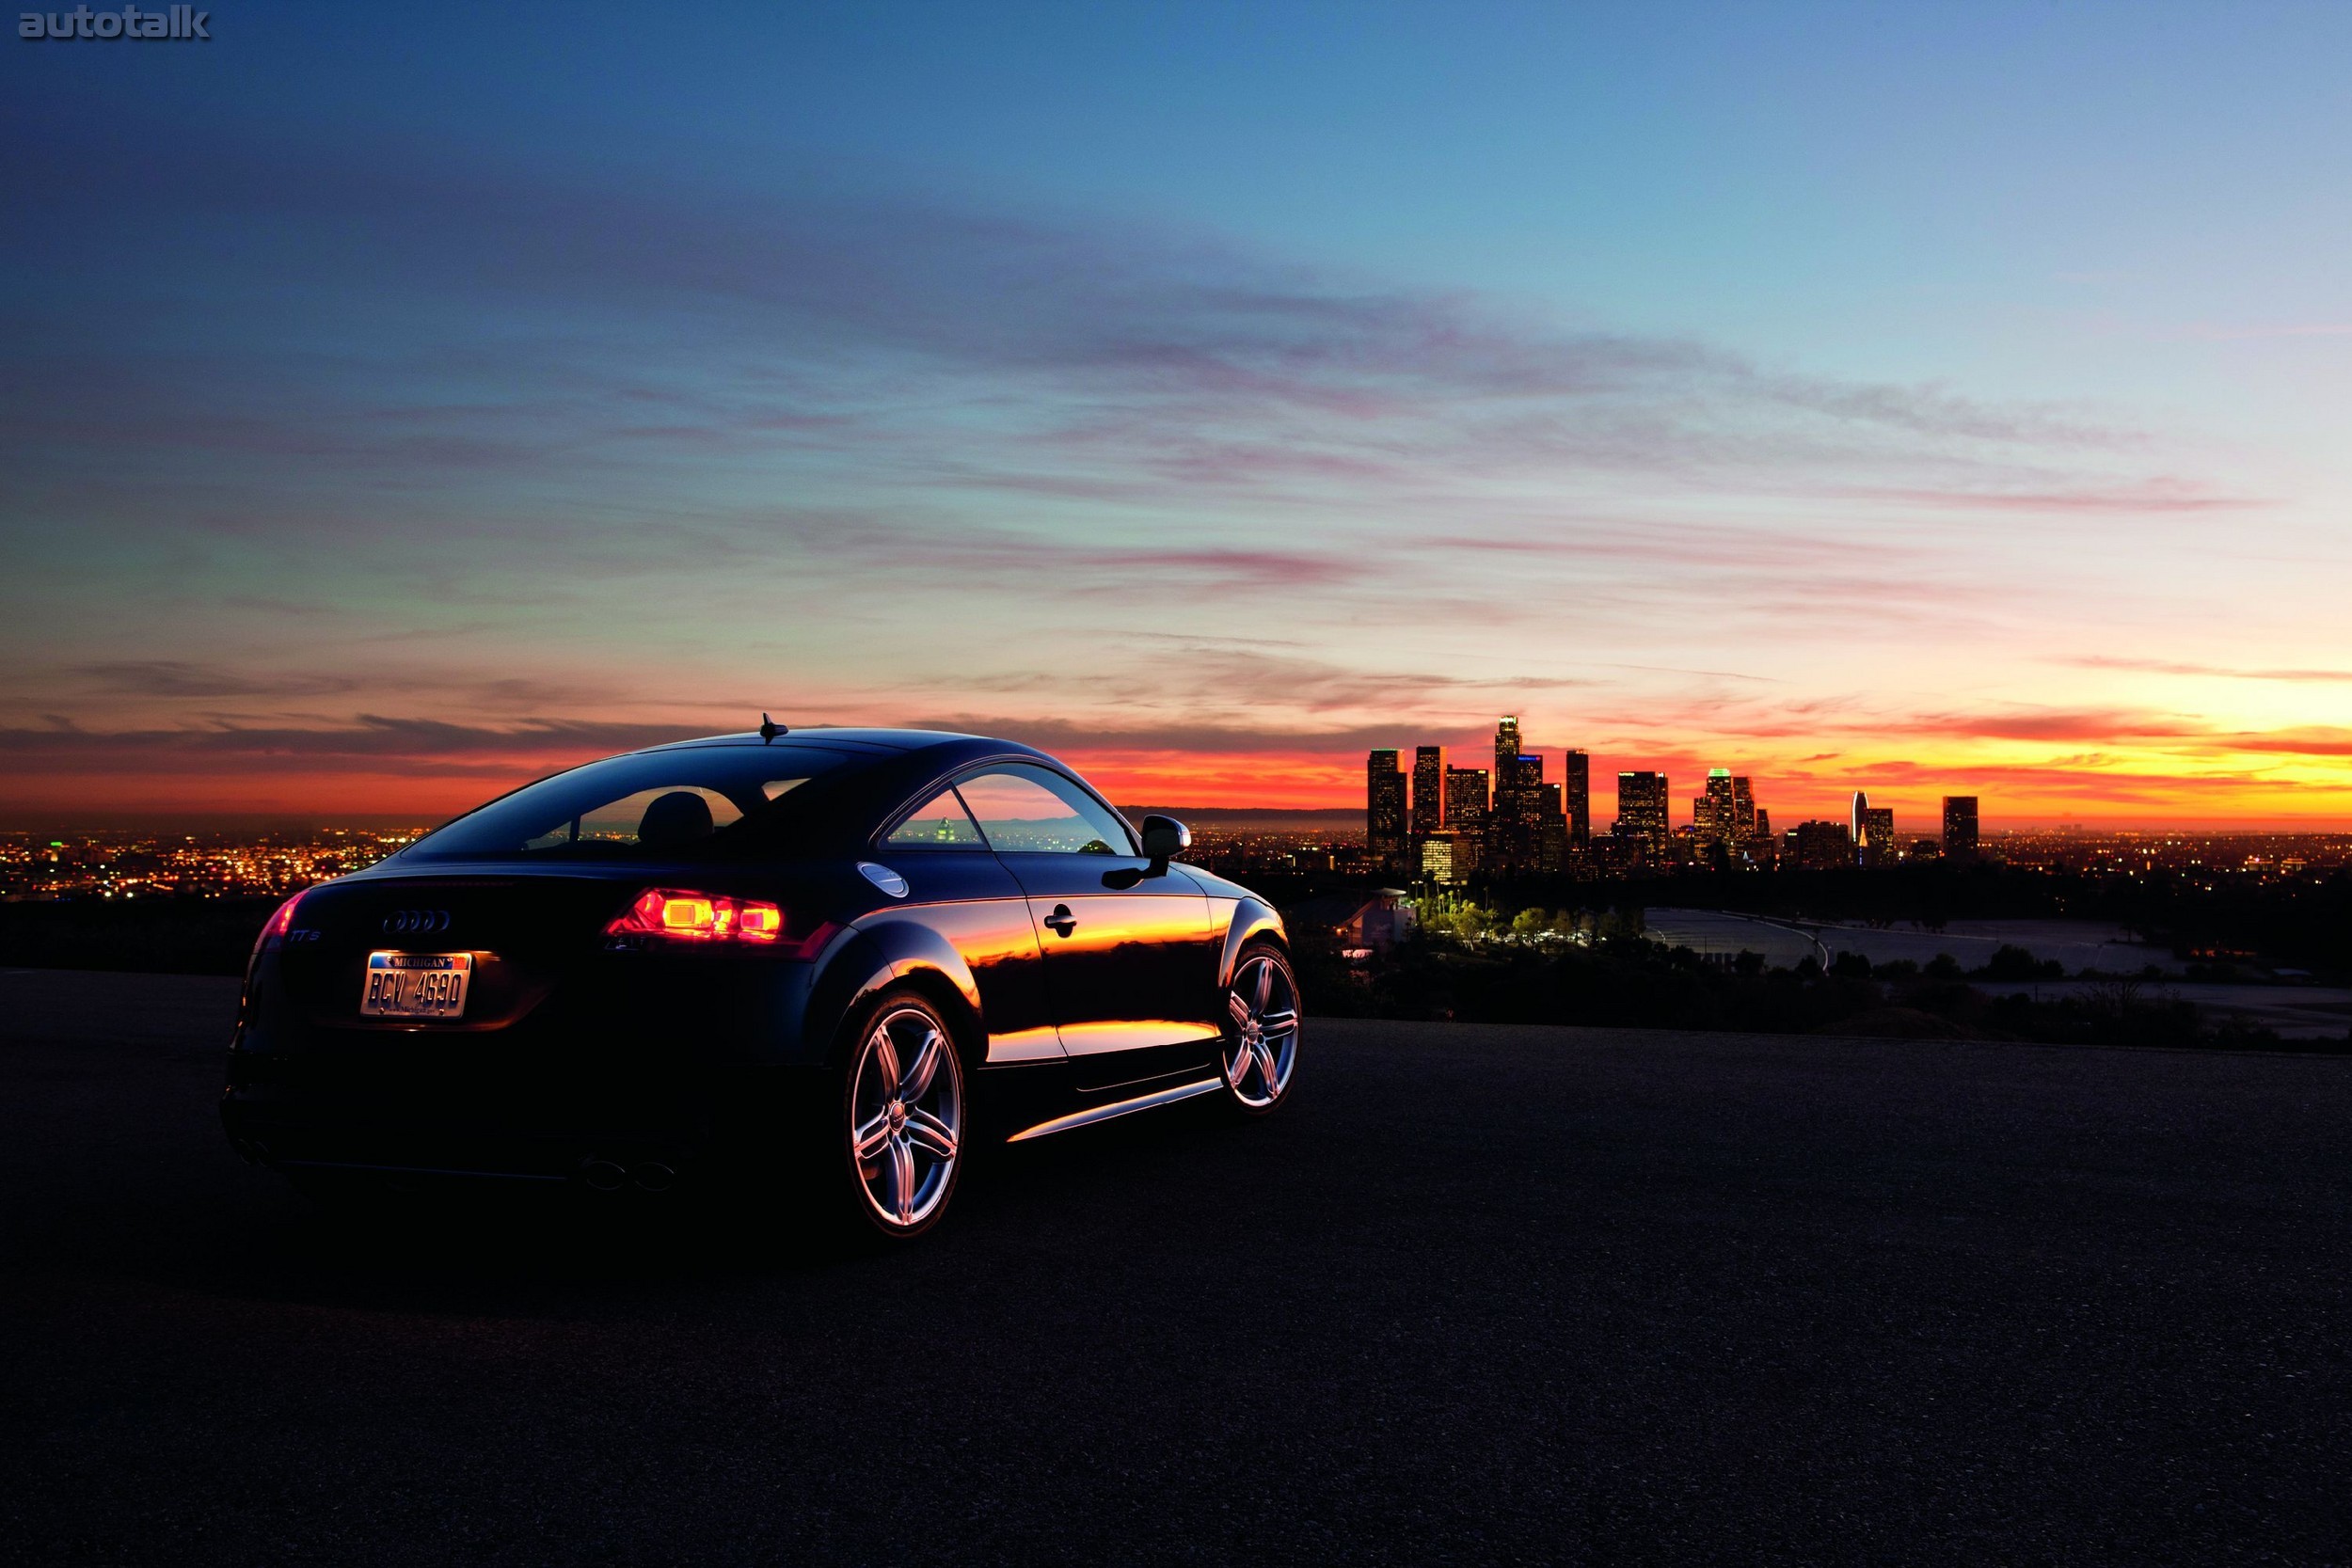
left=1216, top=896, right=1291, bottom=990
left=806, top=921, right=989, bottom=1070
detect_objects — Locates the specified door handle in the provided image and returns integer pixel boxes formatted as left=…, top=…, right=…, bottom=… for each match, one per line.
left=1042, top=904, right=1077, bottom=938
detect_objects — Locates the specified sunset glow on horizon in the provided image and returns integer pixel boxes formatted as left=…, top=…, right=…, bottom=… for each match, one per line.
left=7, top=3, right=2351, bottom=832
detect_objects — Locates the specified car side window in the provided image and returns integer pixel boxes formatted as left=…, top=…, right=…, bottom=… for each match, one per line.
left=884, top=785, right=986, bottom=848
left=954, top=765, right=1136, bottom=856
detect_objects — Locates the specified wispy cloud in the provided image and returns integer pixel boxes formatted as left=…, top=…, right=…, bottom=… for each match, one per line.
left=2064, top=655, right=2352, bottom=684
left=1831, top=479, right=2264, bottom=515
left=2185, top=323, right=2352, bottom=341
left=70, top=661, right=361, bottom=701
left=0, top=107, right=2191, bottom=524
left=897, top=641, right=1594, bottom=718
left=1715, top=702, right=2352, bottom=761
left=0, top=717, right=707, bottom=777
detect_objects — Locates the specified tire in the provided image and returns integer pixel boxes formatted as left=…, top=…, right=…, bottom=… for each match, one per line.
left=822, top=987, right=969, bottom=1243
left=1219, top=941, right=1300, bottom=1117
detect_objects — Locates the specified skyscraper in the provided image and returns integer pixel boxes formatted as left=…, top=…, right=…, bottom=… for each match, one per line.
left=1538, top=782, right=1566, bottom=872
left=1613, top=770, right=1669, bottom=851
left=1494, top=715, right=1522, bottom=781
left=1366, top=750, right=1408, bottom=872
left=1444, top=766, right=1491, bottom=843
left=1562, top=749, right=1590, bottom=847
left=1696, top=768, right=1737, bottom=847
left=1410, top=746, right=1445, bottom=837
left=1498, top=752, right=1545, bottom=872
left=1730, top=776, right=1756, bottom=845
left=1487, top=715, right=1526, bottom=870
left=1850, top=790, right=1868, bottom=845
left=1943, top=796, right=1980, bottom=859
left=1860, top=806, right=1896, bottom=864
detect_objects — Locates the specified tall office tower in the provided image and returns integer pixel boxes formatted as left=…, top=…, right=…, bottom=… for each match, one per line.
left=1444, top=765, right=1491, bottom=839
left=1750, top=807, right=1774, bottom=865
left=1487, top=751, right=1545, bottom=874
left=1366, top=750, right=1408, bottom=872
left=1613, top=770, right=1670, bottom=850
left=1494, top=715, right=1522, bottom=781
left=1851, top=790, right=1869, bottom=844
left=1731, top=776, right=1756, bottom=845
left=1538, top=782, right=1567, bottom=872
left=1563, top=749, right=1591, bottom=847
left=1861, top=807, right=1896, bottom=864
left=1487, top=716, right=1525, bottom=868
left=1943, top=796, right=1980, bottom=859
left=1697, top=768, right=1737, bottom=847
left=1410, top=746, right=1445, bottom=837
left=1510, top=752, right=1546, bottom=845
left=1754, top=807, right=1770, bottom=840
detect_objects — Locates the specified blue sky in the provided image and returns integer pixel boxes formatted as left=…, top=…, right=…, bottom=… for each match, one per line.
left=5, top=1, right=2349, bottom=821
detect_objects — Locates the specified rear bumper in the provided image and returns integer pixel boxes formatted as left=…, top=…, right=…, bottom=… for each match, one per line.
left=223, top=949, right=839, bottom=1185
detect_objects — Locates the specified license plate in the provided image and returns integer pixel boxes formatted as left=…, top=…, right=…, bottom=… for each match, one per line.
left=360, top=951, right=472, bottom=1019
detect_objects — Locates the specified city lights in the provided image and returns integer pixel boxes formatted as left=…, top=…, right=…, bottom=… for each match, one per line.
left=0, top=828, right=424, bottom=902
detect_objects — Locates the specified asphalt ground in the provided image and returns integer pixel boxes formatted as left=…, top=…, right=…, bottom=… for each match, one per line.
left=3, top=967, right=2348, bottom=1566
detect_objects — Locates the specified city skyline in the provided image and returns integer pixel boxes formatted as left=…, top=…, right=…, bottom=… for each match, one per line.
left=8, top=5, right=2352, bottom=830
left=1365, top=716, right=1988, bottom=878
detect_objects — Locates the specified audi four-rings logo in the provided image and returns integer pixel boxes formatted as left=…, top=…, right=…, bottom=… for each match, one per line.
left=381, top=909, right=451, bottom=935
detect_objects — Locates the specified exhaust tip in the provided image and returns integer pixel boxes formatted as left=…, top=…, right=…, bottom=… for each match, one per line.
left=631, top=1163, right=676, bottom=1194
left=580, top=1160, right=628, bottom=1193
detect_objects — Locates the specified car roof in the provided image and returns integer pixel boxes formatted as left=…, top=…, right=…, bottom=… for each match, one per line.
left=393, top=727, right=1117, bottom=865
left=637, top=726, right=988, bottom=756
left=629, top=728, right=1104, bottom=851
left=631, top=728, right=1074, bottom=785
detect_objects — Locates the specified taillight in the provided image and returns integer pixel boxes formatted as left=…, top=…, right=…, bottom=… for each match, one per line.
left=251, top=892, right=305, bottom=963
left=605, top=888, right=822, bottom=953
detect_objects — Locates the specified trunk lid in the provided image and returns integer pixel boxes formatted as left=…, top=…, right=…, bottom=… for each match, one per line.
left=278, top=869, right=641, bottom=1030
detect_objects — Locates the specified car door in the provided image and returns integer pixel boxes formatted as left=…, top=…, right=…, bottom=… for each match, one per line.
left=869, top=782, right=1062, bottom=1067
left=952, top=763, right=1223, bottom=1082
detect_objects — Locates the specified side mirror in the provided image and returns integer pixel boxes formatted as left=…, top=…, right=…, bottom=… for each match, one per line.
left=1139, top=814, right=1190, bottom=874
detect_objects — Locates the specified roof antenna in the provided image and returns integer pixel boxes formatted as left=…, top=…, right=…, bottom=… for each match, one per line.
left=758, top=712, right=787, bottom=743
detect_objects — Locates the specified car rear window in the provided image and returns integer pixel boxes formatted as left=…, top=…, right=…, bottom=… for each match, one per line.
left=401, top=745, right=862, bottom=861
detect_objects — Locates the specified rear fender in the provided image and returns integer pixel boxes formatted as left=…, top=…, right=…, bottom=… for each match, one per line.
left=803, top=919, right=986, bottom=1070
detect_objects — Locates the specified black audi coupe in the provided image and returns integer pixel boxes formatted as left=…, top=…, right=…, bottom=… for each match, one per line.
left=220, top=726, right=1300, bottom=1239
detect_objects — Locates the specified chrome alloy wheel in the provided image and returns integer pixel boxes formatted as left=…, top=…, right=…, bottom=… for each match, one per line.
left=849, top=1006, right=963, bottom=1230
left=1223, top=952, right=1299, bottom=1110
